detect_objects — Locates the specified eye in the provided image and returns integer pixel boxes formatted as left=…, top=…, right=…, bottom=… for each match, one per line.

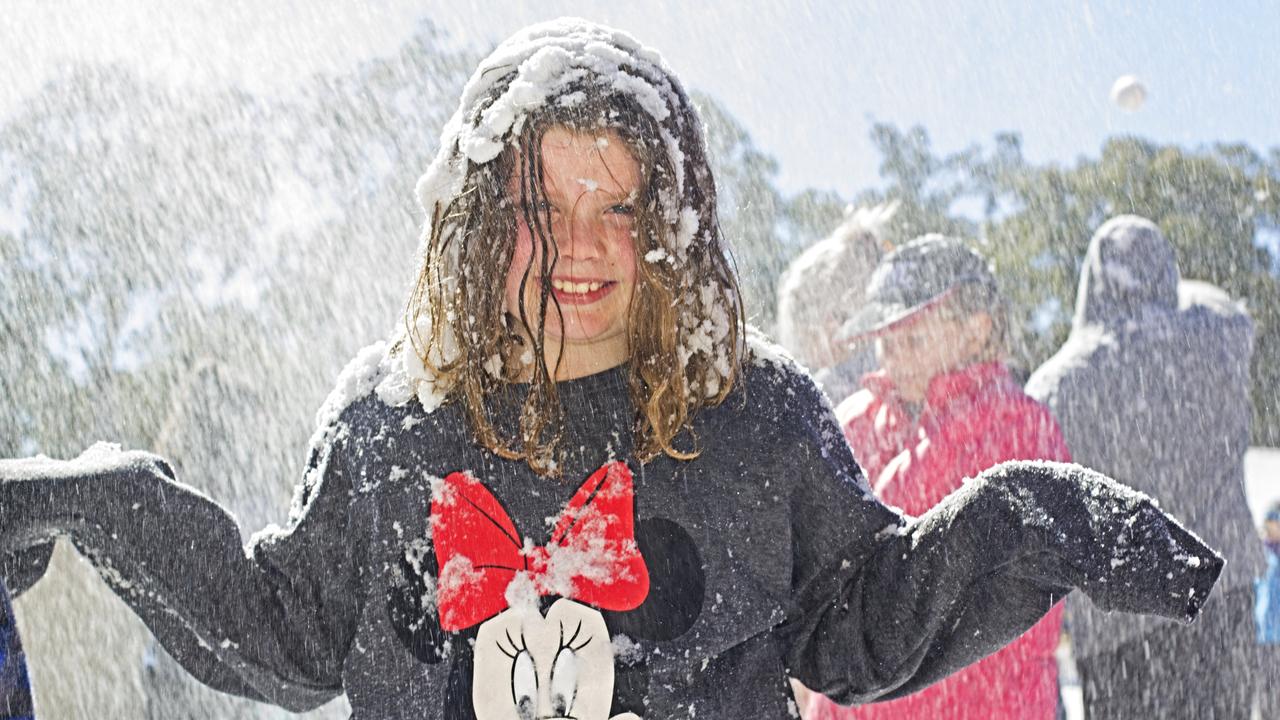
left=549, top=645, right=578, bottom=716
left=607, top=203, right=635, bottom=216
left=512, top=648, right=537, bottom=718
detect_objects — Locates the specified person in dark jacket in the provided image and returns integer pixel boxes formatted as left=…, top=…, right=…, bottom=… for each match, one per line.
left=0, top=582, right=34, bottom=720
left=1, top=24, right=1224, bottom=720
left=1026, top=215, right=1265, bottom=719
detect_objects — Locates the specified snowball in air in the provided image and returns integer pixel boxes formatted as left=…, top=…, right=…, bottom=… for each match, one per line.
left=1110, top=75, right=1147, bottom=112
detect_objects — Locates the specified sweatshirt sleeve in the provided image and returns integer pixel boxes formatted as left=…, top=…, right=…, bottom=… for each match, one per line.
left=778, top=370, right=1223, bottom=707
left=0, top=421, right=359, bottom=712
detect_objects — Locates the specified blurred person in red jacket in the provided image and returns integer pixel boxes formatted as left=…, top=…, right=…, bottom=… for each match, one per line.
left=806, top=235, right=1070, bottom=720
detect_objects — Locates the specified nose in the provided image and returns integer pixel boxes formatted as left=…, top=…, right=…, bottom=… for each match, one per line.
left=557, top=197, right=606, bottom=261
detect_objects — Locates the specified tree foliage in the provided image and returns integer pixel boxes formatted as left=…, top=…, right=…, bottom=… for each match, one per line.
left=0, top=22, right=474, bottom=466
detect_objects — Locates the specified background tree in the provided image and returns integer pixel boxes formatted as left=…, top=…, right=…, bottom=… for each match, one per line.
left=695, top=93, right=788, bottom=330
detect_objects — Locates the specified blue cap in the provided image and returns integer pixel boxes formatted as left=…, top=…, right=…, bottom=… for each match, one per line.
left=838, top=234, right=996, bottom=341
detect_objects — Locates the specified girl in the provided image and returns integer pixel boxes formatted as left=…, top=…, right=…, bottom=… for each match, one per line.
left=810, top=235, right=1069, bottom=720
left=0, top=20, right=1223, bottom=720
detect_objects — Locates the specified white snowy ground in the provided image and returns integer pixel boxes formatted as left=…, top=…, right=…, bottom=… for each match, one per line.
left=1058, top=446, right=1279, bottom=720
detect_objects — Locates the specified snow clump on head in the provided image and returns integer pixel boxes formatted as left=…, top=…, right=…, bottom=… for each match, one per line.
left=399, top=18, right=745, bottom=475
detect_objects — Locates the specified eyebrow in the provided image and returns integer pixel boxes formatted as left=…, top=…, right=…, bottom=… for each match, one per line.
left=513, top=178, right=637, bottom=200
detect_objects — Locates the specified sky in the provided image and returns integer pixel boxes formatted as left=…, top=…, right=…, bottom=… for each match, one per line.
left=2, top=1, right=1277, bottom=199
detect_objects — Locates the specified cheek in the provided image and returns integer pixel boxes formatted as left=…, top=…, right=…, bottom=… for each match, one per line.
left=609, top=227, right=638, bottom=286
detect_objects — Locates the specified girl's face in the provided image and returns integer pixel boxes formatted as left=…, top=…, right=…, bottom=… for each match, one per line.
left=505, top=127, right=641, bottom=379
left=875, top=304, right=993, bottom=404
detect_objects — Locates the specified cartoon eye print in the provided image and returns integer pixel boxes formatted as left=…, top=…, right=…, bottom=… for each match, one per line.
left=473, top=599, right=642, bottom=720
left=496, top=630, right=538, bottom=717
left=548, top=640, right=581, bottom=715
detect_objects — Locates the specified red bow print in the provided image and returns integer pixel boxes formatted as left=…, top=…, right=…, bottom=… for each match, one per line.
left=431, top=461, right=650, bottom=632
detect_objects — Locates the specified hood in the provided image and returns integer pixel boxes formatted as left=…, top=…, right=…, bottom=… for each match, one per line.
left=1073, top=215, right=1180, bottom=328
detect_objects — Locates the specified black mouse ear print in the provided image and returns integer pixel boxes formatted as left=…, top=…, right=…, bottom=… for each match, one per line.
left=442, top=629, right=478, bottom=720
left=387, top=537, right=451, bottom=664
left=604, top=517, right=705, bottom=641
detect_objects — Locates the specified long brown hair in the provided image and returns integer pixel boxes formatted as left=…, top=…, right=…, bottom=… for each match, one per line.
left=403, top=23, right=745, bottom=476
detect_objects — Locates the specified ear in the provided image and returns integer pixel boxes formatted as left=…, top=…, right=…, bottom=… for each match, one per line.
left=604, top=517, right=705, bottom=641
left=387, top=541, right=451, bottom=664
left=442, top=635, right=478, bottom=720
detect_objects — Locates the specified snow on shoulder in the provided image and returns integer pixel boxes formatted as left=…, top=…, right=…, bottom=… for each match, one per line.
left=258, top=342, right=406, bottom=535
left=301, top=340, right=422, bottom=464
left=312, top=341, right=396, bottom=435
left=745, top=325, right=804, bottom=372
left=744, top=325, right=835, bottom=411
left=744, top=327, right=823, bottom=408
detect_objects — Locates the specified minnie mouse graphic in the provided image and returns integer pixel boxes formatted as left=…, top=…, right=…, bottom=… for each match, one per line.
left=390, top=462, right=705, bottom=720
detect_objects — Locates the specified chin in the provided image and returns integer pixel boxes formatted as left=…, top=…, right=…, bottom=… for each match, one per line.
left=557, top=318, right=620, bottom=342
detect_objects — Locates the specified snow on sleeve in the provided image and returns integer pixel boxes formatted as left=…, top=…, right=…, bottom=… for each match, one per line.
left=74, top=441, right=125, bottom=464
left=2, top=442, right=127, bottom=480
left=3, top=443, right=225, bottom=509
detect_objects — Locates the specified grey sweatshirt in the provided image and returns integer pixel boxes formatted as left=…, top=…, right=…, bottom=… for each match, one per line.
left=1, top=337, right=1222, bottom=719
left=1026, top=215, right=1265, bottom=658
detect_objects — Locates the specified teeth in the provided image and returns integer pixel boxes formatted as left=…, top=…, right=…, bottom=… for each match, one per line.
left=552, top=279, right=604, bottom=294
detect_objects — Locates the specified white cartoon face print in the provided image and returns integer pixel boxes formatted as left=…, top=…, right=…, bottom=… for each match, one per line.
left=472, top=598, right=641, bottom=720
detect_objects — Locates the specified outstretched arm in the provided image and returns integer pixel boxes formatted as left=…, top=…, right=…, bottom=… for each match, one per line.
left=0, top=439, right=357, bottom=712
left=764, top=363, right=1220, bottom=707
left=787, top=459, right=1220, bottom=706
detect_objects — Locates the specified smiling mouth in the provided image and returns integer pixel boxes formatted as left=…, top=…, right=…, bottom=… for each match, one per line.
left=550, top=278, right=617, bottom=304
